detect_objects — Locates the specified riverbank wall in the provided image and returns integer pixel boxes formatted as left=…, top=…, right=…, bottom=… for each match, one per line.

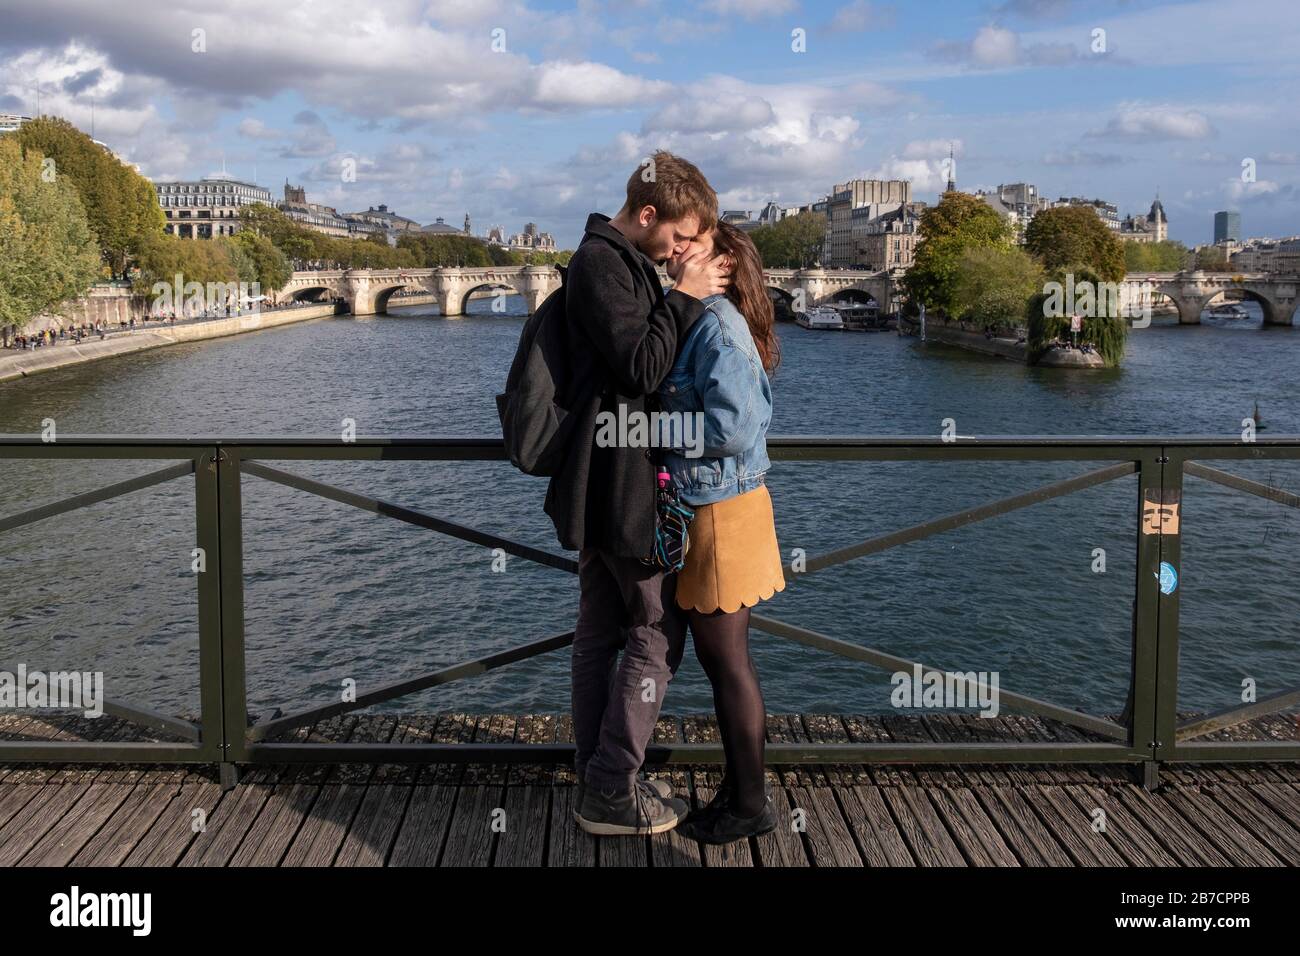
left=921, top=321, right=1026, bottom=361
left=13, top=283, right=150, bottom=338
left=0, top=302, right=341, bottom=385
left=905, top=317, right=1107, bottom=368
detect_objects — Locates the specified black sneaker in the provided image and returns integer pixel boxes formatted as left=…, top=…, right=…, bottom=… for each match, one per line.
left=576, top=783, right=688, bottom=836
left=684, top=774, right=733, bottom=824
left=574, top=775, right=674, bottom=821
left=678, top=795, right=776, bottom=845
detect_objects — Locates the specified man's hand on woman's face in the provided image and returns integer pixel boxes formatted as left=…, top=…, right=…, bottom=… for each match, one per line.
left=672, top=249, right=732, bottom=300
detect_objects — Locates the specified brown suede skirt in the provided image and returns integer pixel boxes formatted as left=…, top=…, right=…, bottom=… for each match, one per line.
left=676, top=484, right=786, bottom=614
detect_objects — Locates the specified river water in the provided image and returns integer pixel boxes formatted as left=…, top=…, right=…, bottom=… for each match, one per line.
left=0, top=297, right=1296, bottom=725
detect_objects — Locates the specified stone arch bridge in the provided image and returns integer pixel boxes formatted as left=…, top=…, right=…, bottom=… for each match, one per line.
left=279, top=266, right=899, bottom=316
left=279, top=266, right=561, bottom=316
left=1126, top=272, right=1298, bottom=325
left=762, top=268, right=897, bottom=310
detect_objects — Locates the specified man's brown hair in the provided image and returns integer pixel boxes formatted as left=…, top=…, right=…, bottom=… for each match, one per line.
left=623, top=150, right=718, bottom=232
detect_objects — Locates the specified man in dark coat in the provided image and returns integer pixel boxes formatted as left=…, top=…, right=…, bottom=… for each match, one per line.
left=551, top=151, right=729, bottom=835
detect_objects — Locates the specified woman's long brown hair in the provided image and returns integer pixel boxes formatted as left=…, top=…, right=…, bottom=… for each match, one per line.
left=712, top=221, right=780, bottom=374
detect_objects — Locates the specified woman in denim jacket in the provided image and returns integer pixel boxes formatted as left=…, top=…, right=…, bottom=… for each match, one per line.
left=660, top=221, right=784, bottom=844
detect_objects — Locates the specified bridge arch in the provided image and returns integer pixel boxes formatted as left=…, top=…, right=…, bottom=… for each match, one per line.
left=819, top=287, right=881, bottom=309
left=1199, top=288, right=1277, bottom=325
left=457, top=281, right=525, bottom=316
left=288, top=285, right=334, bottom=303
left=371, top=281, right=429, bottom=315
left=766, top=286, right=797, bottom=321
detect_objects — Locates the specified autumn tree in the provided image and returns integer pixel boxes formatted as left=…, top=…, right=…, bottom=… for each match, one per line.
left=749, top=212, right=826, bottom=268
left=0, top=135, right=101, bottom=336
left=902, top=192, right=1015, bottom=316
left=952, top=245, right=1044, bottom=332
left=1124, top=239, right=1190, bottom=272
left=15, top=116, right=164, bottom=279
left=1023, top=205, right=1126, bottom=282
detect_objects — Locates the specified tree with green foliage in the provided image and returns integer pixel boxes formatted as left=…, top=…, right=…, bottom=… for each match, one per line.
left=952, top=246, right=1044, bottom=333
left=1023, top=205, right=1126, bottom=282
left=397, top=232, right=492, bottom=267
left=488, top=245, right=524, bottom=266
left=131, top=232, right=238, bottom=300
left=233, top=230, right=291, bottom=290
left=749, top=211, right=826, bottom=268
left=15, top=116, right=165, bottom=279
left=1193, top=246, right=1231, bottom=271
left=238, top=203, right=417, bottom=270
left=238, top=203, right=319, bottom=261
left=902, top=192, right=1014, bottom=316
left=0, top=135, right=102, bottom=336
left=1026, top=265, right=1128, bottom=367
left=216, top=236, right=258, bottom=286
left=1124, top=239, right=1190, bottom=273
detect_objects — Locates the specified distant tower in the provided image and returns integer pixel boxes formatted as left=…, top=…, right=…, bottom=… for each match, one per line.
left=464, top=213, right=471, bottom=235
left=945, top=143, right=956, bottom=193
left=1147, top=191, right=1167, bottom=242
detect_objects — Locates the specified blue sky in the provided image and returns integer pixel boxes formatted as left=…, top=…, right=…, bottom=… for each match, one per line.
left=1, top=0, right=1297, bottom=247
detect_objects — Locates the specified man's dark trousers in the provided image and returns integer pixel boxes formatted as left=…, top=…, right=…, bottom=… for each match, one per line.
left=572, top=547, right=688, bottom=794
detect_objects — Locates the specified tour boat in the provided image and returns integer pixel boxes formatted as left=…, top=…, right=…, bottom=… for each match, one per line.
left=796, top=306, right=845, bottom=330
left=1210, top=302, right=1249, bottom=320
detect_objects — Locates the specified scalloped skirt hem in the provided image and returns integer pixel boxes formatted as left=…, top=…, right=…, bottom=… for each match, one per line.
left=674, top=484, right=785, bottom=615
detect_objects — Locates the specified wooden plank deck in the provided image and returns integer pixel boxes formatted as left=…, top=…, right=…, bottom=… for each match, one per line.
left=1, top=711, right=1297, bottom=867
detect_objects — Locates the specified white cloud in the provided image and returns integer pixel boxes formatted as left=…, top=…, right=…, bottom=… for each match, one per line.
left=1092, top=104, right=1214, bottom=140
left=645, top=95, right=776, bottom=133
left=532, top=61, right=670, bottom=109
left=0, top=0, right=676, bottom=125
left=971, top=26, right=1020, bottom=67
left=1224, top=178, right=1281, bottom=202
left=929, top=23, right=1093, bottom=71
left=866, top=156, right=948, bottom=192
left=237, top=117, right=281, bottom=140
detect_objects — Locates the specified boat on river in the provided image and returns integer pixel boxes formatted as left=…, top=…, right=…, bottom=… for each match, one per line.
left=796, top=306, right=844, bottom=330
left=1210, top=302, right=1250, bottom=320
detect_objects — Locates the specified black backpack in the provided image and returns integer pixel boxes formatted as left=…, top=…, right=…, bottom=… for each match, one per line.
left=496, top=266, right=593, bottom=476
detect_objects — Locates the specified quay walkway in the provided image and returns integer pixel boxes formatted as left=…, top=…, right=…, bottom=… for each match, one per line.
left=0, top=302, right=341, bottom=384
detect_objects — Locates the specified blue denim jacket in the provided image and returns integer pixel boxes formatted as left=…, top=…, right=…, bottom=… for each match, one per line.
left=655, top=294, right=773, bottom=506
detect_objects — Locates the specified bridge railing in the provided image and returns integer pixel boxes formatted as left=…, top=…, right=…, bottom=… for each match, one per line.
left=1, top=436, right=1297, bottom=778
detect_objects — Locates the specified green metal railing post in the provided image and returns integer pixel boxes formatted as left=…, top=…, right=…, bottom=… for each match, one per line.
left=1131, top=453, right=1164, bottom=788
left=194, top=448, right=227, bottom=764
left=216, top=447, right=250, bottom=771
left=1153, top=447, right=1184, bottom=772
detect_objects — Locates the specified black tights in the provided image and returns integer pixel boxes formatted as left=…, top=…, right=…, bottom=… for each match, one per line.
left=688, top=606, right=767, bottom=817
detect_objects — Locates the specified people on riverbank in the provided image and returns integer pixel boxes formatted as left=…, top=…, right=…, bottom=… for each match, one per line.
left=2, top=302, right=306, bottom=351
